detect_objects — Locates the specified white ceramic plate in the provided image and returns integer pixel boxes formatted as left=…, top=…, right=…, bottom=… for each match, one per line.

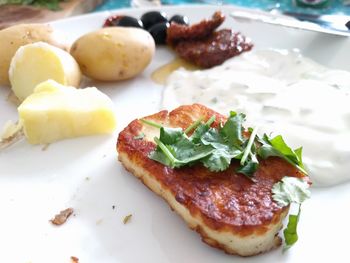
left=1, top=5, right=349, bottom=263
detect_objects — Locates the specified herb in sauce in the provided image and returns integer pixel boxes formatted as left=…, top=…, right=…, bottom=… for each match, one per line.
left=123, top=214, right=132, bottom=224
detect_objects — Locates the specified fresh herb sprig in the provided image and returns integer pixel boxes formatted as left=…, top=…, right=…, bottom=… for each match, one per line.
left=0, top=0, right=64, bottom=10
left=142, top=111, right=308, bottom=178
left=272, top=176, right=311, bottom=250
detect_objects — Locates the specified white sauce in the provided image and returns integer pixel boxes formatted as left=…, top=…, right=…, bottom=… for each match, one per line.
left=162, top=49, right=350, bottom=187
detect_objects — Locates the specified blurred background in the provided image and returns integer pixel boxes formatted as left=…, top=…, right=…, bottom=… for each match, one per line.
left=96, top=0, right=350, bottom=15
left=0, top=0, right=349, bottom=29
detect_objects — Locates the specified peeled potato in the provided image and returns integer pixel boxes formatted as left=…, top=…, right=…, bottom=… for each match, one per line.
left=9, top=42, right=81, bottom=101
left=18, top=80, right=117, bottom=145
left=70, top=27, right=155, bottom=81
left=0, top=23, right=68, bottom=86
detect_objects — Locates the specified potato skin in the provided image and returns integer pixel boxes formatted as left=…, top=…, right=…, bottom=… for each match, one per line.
left=70, top=27, right=155, bottom=81
left=0, top=23, right=68, bottom=86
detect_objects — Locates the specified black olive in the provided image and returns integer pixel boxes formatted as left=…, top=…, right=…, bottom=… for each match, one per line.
left=104, top=15, right=143, bottom=28
left=148, top=22, right=170, bottom=45
left=346, top=20, right=350, bottom=30
left=141, top=11, right=168, bottom=29
left=169, top=15, right=189, bottom=26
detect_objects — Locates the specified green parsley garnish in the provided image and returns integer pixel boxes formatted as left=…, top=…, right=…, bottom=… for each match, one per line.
left=143, top=111, right=308, bottom=178
left=272, top=176, right=311, bottom=250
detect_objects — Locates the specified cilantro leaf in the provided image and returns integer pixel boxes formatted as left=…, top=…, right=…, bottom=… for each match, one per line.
left=258, top=134, right=308, bottom=175
left=190, top=115, right=216, bottom=143
left=220, top=111, right=245, bottom=147
left=149, top=137, right=180, bottom=168
left=160, top=127, right=184, bottom=145
left=272, top=176, right=310, bottom=250
left=236, top=160, right=259, bottom=177
left=201, top=148, right=233, bottom=172
left=283, top=206, right=301, bottom=251
left=170, top=138, right=214, bottom=164
left=149, top=147, right=173, bottom=167
left=190, top=123, right=211, bottom=144
left=270, top=135, right=299, bottom=164
left=150, top=133, right=214, bottom=169
left=272, top=177, right=311, bottom=207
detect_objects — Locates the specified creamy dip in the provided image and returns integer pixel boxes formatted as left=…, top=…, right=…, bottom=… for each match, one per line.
left=162, top=49, right=350, bottom=187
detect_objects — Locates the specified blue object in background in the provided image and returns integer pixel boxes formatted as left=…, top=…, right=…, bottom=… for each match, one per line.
left=95, top=0, right=132, bottom=11
left=95, top=0, right=350, bottom=15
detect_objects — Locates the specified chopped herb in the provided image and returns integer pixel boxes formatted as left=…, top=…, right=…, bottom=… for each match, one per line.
left=272, top=177, right=311, bottom=207
left=184, top=116, right=204, bottom=134
left=123, top=214, right=132, bottom=224
left=133, top=132, right=145, bottom=140
left=236, top=160, right=258, bottom=179
left=258, top=134, right=307, bottom=174
left=142, top=111, right=308, bottom=178
left=240, top=126, right=258, bottom=166
left=272, top=177, right=311, bottom=250
left=283, top=206, right=301, bottom=251
left=140, top=118, right=162, bottom=129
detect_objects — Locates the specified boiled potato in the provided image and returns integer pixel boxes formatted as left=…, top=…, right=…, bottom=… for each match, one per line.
left=18, top=80, right=117, bottom=145
left=70, top=27, right=155, bottom=81
left=0, top=23, right=68, bottom=86
left=9, top=42, right=81, bottom=101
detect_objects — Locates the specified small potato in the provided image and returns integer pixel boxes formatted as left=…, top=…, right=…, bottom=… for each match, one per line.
left=9, top=42, right=81, bottom=101
left=0, top=23, right=68, bottom=86
left=70, top=27, right=155, bottom=81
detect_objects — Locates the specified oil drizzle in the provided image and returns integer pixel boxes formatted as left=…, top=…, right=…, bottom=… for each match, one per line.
left=151, top=58, right=199, bottom=85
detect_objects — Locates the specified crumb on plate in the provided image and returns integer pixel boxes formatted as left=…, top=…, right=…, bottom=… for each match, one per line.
left=50, top=208, right=74, bottom=226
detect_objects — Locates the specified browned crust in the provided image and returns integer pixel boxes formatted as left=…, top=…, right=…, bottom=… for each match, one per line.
left=117, top=104, right=306, bottom=254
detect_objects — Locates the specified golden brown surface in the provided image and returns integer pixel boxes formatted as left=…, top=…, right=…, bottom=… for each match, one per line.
left=117, top=104, right=306, bottom=256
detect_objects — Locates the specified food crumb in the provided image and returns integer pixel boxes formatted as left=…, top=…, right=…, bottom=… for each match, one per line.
left=41, top=143, right=50, bottom=151
left=50, top=208, right=74, bottom=226
left=71, top=256, right=79, bottom=263
left=0, top=120, right=24, bottom=149
left=85, top=177, right=90, bottom=181
left=96, top=218, right=103, bottom=225
left=123, top=214, right=132, bottom=224
left=112, top=205, right=116, bottom=210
